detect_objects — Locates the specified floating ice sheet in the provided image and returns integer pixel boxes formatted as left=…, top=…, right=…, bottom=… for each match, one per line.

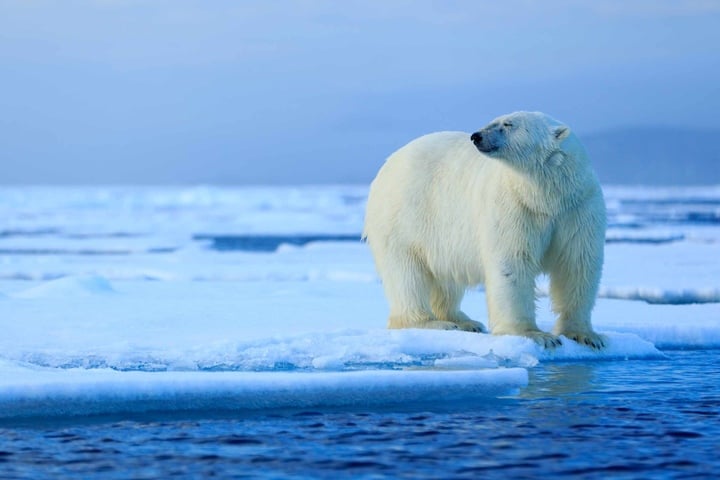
left=0, top=277, right=667, bottom=373
left=0, top=366, right=528, bottom=419
left=0, top=185, right=718, bottom=421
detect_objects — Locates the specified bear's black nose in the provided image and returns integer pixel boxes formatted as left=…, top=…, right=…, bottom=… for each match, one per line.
left=470, top=132, right=482, bottom=144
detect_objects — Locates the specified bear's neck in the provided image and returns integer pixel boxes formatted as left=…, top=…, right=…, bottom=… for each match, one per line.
left=502, top=161, right=594, bottom=216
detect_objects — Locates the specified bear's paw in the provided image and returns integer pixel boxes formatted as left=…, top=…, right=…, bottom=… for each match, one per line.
left=524, top=331, right=563, bottom=349
left=562, top=331, right=607, bottom=350
left=451, top=318, right=487, bottom=333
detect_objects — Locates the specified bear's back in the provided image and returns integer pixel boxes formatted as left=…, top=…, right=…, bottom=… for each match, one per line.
left=373, top=131, right=493, bottom=194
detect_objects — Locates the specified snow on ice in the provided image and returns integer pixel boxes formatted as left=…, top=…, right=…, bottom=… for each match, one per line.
left=0, top=185, right=718, bottom=419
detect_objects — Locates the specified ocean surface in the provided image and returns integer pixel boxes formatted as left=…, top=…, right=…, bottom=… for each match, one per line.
left=2, top=350, right=718, bottom=479
left=1, top=185, right=719, bottom=478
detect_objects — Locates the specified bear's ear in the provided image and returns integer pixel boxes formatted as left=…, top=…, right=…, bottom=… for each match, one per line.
left=553, top=125, right=571, bottom=142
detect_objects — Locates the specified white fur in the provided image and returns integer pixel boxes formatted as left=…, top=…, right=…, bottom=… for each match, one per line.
left=363, top=111, right=606, bottom=349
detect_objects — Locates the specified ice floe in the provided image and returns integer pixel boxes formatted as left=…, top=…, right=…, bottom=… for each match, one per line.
left=0, top=185, right=718, bottom=419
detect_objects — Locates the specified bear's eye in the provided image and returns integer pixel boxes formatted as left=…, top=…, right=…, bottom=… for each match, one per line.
left=503, top=121, right=513, bottom=128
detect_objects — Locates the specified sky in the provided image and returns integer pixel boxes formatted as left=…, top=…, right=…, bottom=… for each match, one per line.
left=1, top=0, right=719, bottom=185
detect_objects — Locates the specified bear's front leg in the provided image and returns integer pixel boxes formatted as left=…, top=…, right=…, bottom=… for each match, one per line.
left=485, top=264, right=561, bottom=348
left=550, top=277, right=607, bottom=350
left=547, top=208, right=606, bottom=350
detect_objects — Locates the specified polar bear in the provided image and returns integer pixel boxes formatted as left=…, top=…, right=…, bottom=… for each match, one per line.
left=363, top=111, right=606, bottom=349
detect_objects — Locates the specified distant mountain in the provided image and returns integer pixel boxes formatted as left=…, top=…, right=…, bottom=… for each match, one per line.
left=581, top=127, right=720, bottom=185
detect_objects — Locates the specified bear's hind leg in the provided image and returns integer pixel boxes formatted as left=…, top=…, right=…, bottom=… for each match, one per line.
left=381, top=249, right=459, bottom=330
left=430, top=282, right=486, bottom=333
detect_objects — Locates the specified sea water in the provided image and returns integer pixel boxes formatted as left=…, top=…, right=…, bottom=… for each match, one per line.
left=1, top=350, right=718, bottom=479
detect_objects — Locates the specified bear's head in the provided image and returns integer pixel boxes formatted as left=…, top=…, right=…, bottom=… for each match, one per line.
left=470, top=111, right=576, bottom=173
